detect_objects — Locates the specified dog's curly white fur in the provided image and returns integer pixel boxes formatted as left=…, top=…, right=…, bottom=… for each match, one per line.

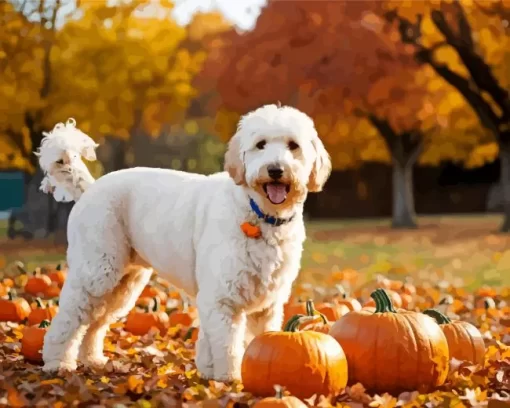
left=36, top=104, right=331, bottom=381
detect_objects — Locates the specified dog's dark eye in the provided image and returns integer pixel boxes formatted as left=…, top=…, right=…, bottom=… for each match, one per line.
left=56, top=159, right=64, bottom=165
left=288, top=141, right=299, bottom=151
left=256, top=140, right=266, bottom=150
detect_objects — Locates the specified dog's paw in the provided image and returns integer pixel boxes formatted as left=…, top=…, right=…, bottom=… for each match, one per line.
left=42, top=360, right=77, bottom=374
left=212, top=370, right=241, bottom=383
left=81, top=355, right=109, bottom=371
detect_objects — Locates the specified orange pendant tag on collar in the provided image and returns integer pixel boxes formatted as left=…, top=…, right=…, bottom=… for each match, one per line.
left=241, top=222, right=261, bottom=239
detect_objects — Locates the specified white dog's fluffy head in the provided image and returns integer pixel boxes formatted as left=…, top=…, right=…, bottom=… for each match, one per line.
left=35, top=119, right=98, bottom=201
left=224, top=104, right=331, bottom=209
left=36, top=118, right=98, bottom=173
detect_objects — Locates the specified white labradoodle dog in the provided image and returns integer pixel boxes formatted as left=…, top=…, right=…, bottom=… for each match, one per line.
left=36, top=104, right=331, bottom=381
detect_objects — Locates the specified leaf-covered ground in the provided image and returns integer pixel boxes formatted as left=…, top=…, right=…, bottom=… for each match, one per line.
left=1, top=216, right=510, bottom=407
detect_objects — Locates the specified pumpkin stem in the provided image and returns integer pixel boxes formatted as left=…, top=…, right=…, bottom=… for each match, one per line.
left=273, top=385, right=284, bottom=399
left=35, top=298, right=44, bottom=309
left=335, top=284, right=347, bottom=299
left=152, top=297, right=159, bottom=312
left=184, top=327, right=196, bottom=341
left=8, top=290, right=15, bottom=301
left=484, top=297, right=496, bottom=310
left=283, top=315, right=303, bottom=332
left=56, top=264, right=61, bottom=271
left=55, top=299, right=59, bottom=306
left=39, top=320, right=51, bottom=328
left=304, top=300, right=328, bottom=324
left=423, top=309, right=451, bottom=325
left=372, top=289, right=397, bottom=313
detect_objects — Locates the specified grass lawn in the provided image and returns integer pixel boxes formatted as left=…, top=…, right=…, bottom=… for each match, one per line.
left=2, top=214, right=509, bottom=291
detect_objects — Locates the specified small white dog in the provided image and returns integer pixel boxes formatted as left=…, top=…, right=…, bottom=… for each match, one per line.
left=36, top=104, right=331, bottom=381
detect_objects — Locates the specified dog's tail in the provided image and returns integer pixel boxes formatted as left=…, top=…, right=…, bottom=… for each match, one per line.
left=34, top=118, right=99, bottom=203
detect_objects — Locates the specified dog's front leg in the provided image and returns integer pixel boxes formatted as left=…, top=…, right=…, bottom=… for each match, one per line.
left=246, top=302, right=284, bottom=346
left=198, top=302, right=246, bottom=382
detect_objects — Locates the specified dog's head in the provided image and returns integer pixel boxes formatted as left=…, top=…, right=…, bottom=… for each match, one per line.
left=35, top=119, right=98, bottom=198
left=36, top=118, right=98, bottom=175
left=224, top=104, right=331, bottom=210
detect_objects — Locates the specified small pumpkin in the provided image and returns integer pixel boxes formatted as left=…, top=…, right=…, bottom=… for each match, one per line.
left=241, top=313, right=348, bottom=399
left=2, top=278, right=15, bottom=288
left=44, top=282, right=62, bottom=299
left=423, top=309, right=485, bottom=366
left=0, top=291, right=31, bottom=322
left=283, top=299, right=348, bottom=325
left=334, top=285, right=362, bottom=312
left=28, top=298, right=58, bottom=326
left=168, top=302, right=197, bottom=327
left=329, top=288, right=449, bottom=394
left=47, top=264, right=67, bottom=287
left=253, top=386, right=307, bottom=408
left=21, top=320, right=50, bottom=362
left=184, top=326, right=199, bottom=342
left=140, top=284, right=168, bottom=304
left=124, top=298, right=170, bottom=336
left=24, top=269, right=52, bottom=297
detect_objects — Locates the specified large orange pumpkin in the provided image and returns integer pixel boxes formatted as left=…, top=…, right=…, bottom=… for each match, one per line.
left=423, top=309, right=486, bottom=366
left=0, top=291, right=31, bottom=322
left=21, top=320, right=50, bottom=362
left=329, top=288, right=449, bottom=394
left=241, top=318, right=348, bottom=399
left=252, top=386, right=307, bottom=408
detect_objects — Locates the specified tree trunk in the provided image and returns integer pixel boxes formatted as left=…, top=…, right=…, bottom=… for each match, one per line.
left=499, top=144, right=510, bottom=232
left=392, top=159, right=417, bottom=229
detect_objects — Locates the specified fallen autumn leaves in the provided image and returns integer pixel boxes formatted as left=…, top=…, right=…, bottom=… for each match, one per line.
left=0, top=260, right=509, bottom=407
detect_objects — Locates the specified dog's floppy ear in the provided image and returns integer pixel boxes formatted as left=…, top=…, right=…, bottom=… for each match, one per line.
left=81, top=143, right=99, bottom=161
left=307, top=135, right=332, bottom=192
left=224, top=133, right=246, bottom=185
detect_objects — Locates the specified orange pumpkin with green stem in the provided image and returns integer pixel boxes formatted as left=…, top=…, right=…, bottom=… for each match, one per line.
left=21, top=320, right=50, bottom=362
left=168, top=301, right=197, bottom=327
left=283, top=299, right=348, bottom=325
left=0, top=291, right=31, bottom=322
left=47, top=264, right=67, bottom=287
left=242, top=313, right=348, bottom=399
left=329, top=288, right=449, bottom=394
left=334, top=285, right=362, bottom=312
left=253, top=386, right=307, bottom=408
left=24, top=269, right=52, bottom=296
left=139, top=284, right=167, bottom=304
left=28, top=298, right=59, bottom=326
left=124, top=298, right=169, bottom=335
left=423, top=308, right=485, bottom=366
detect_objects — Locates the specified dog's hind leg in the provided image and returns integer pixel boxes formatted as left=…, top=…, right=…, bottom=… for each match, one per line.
left=78, top=266, right=153, bottom=369
left=42, top=252, right=129, bottom=373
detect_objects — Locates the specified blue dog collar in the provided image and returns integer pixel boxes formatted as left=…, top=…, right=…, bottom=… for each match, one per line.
left=249, top=198, right=294, bottom=227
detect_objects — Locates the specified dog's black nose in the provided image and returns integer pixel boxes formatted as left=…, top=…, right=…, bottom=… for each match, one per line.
left=268, top=165, right=284, bottom=180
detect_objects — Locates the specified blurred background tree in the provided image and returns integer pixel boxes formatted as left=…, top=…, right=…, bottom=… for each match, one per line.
left=198, top=0, right=487, bottom=228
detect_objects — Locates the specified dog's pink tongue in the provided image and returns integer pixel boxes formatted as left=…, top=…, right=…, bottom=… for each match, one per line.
left=266, top=184, right=287, bottom=204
